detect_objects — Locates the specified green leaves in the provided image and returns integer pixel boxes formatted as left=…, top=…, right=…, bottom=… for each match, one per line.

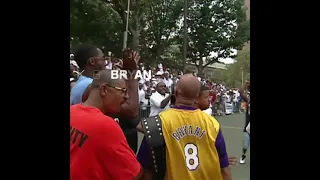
left=70, top=0, right=123, bottom=56
left=140, top=0, right=184, bottom=65
left=70, top=0, right=250, bottom=76
left=179, top=0, right=250, bottom=70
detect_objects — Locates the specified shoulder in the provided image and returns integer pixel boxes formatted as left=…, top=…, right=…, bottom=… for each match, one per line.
left=202, top=108, right=212, bottom=115
left=201, top=112, right=220, bottom=132
left=72, top=77, right=93, bottom=92
left=79, top=78, right=93, bottom=87
left=76, top=107, right=120, bottom=137
left=159, top=108, right=174, bottom=116
left=95, top=115, right=122, bottom=136
left=150, top=92, right=161, bottom=99
left=77, top=76, right=93, bottom=85
left=150, top=93, right=156, bottom=98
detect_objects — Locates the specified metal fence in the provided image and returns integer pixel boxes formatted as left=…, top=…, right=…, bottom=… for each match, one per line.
left=138, top=105, right=151, bottom=119
left=139, top=102, right=245, bottom=118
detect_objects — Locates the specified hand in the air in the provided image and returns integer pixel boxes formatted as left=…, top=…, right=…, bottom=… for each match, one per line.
left=122, top=48, right=140, bottom=71
left=228, top=156, right=238, bottom=166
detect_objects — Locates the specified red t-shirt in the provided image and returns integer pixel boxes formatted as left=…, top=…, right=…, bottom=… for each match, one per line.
left=70, top=104, right=141, bottom=180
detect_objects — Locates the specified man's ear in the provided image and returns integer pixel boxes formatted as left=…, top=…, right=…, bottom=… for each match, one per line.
left=195, top=95, right=199, bottom=104
left=100, top=85, right=108, bottom=96
left=88, top=57, right=95, bottom=66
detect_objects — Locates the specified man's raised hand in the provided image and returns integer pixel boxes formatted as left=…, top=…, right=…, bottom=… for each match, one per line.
left=122, top=48, right=140, bottom=71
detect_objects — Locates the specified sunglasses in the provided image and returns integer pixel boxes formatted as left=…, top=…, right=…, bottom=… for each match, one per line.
left=105, top=84, right=127, bottom=93
left=93, top=83, right=127, bottom=93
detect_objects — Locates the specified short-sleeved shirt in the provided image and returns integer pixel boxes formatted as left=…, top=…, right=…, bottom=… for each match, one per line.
left=70, top=104, right=140, bottom=180
left=70, top=76, right=93, bottom=105
left=149, top=91, right=170, bottom=116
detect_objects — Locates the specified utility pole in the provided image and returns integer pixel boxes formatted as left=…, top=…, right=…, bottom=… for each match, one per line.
left=183, top=0, right=187, bottom=72
left=123, top=0, right=131, bottom=49
left=241, top=66, right=244, bottom=85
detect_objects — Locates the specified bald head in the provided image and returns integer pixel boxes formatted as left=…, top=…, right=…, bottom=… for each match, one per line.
left=91, top=69, right=118, bottom=87
left=176, top=74, right=201, bottom=99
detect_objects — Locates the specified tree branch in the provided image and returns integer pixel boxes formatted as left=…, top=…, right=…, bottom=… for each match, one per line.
left=203, top=57, right=219, bottom=68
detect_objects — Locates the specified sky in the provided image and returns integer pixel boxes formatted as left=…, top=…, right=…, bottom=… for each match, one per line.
left=219, top=57, right=235, bottom=64
left=208, top=49, right=237, bottom=64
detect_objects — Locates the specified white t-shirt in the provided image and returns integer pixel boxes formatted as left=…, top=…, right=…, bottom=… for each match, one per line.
left=163, top=78, right=173, bottom=90
left=203, top=104, right=213, bottom=115
left=149, top=91, right=170, bottom=116
left=138, top=89, right=145, bottom=103
left=225, top=94, right=231, bottom=103
left=233, top=91, right=239, bottom=102
left=139, top=78, right=145, bottom=85
left=158, top=63, right=163, bottom=73
left=246, top=122, right=250, bottom=134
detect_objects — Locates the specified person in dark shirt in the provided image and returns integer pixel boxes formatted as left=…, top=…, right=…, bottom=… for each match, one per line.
left=119, top=116, right=138, bottom=153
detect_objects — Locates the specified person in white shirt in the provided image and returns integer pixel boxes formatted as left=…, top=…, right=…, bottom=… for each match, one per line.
left=162, top=71, right=173, bottom=92
left=150, top=75, right=158, bottom=87
left=158, top=63, right=163, bottom=73
left=138, top=83, right=146, bottom=104
left=232, top=90, right=239, bottom=111
left=138, top=77, right=145, bottom=85
left=138, top=83, right=149, bottom=118
left=176, top=75, right=180, bottom=84
left=225, top=92, right=231, bottom=103
left=203, top=104, right=213, bottom=115
left=149, top=81, right=171, bottom=116
left=224, top=91, right=234, bottom=115
left=155, top=71, right=164, bottom=82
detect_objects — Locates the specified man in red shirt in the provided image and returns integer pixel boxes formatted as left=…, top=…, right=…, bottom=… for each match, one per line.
left=70, top=69, right=143, bottom=180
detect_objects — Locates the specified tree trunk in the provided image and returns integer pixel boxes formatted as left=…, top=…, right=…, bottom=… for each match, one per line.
left=155, top=46, right=163, bottom=63
left=131, top=14, right=141, bottom=51
left=196, top=59, right=204, bottom=78
left=132, top=31, right=140, bottom=51
left=198, top=67, right=204, bottom=78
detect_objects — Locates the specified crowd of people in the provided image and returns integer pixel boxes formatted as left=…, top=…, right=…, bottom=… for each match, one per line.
left=70, top=51, right=248, bottom=118
left=70, top=44, right=250, bottom=180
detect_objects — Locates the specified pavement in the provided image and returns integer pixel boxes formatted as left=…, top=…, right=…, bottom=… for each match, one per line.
left=137, top=113, right=250, bottom=180
left=218, top=113, right=250, bottom=180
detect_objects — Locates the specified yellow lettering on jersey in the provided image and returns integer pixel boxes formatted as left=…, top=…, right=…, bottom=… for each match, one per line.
left=172, top=125, right=206, bottom=141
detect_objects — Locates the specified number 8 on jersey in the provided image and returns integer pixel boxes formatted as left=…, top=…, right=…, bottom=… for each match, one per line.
left=184, top=143, right=199, bottom=170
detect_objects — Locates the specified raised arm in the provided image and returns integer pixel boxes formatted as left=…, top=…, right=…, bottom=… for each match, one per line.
left=120, top=78, right=139, bottom=118
left=119, top=49, right=141, bottom=119
left=150, top=94, right=171, bottom=109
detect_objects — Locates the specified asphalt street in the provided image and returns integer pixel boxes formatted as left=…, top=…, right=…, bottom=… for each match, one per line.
left=137, top=113, right=250, bottom=180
